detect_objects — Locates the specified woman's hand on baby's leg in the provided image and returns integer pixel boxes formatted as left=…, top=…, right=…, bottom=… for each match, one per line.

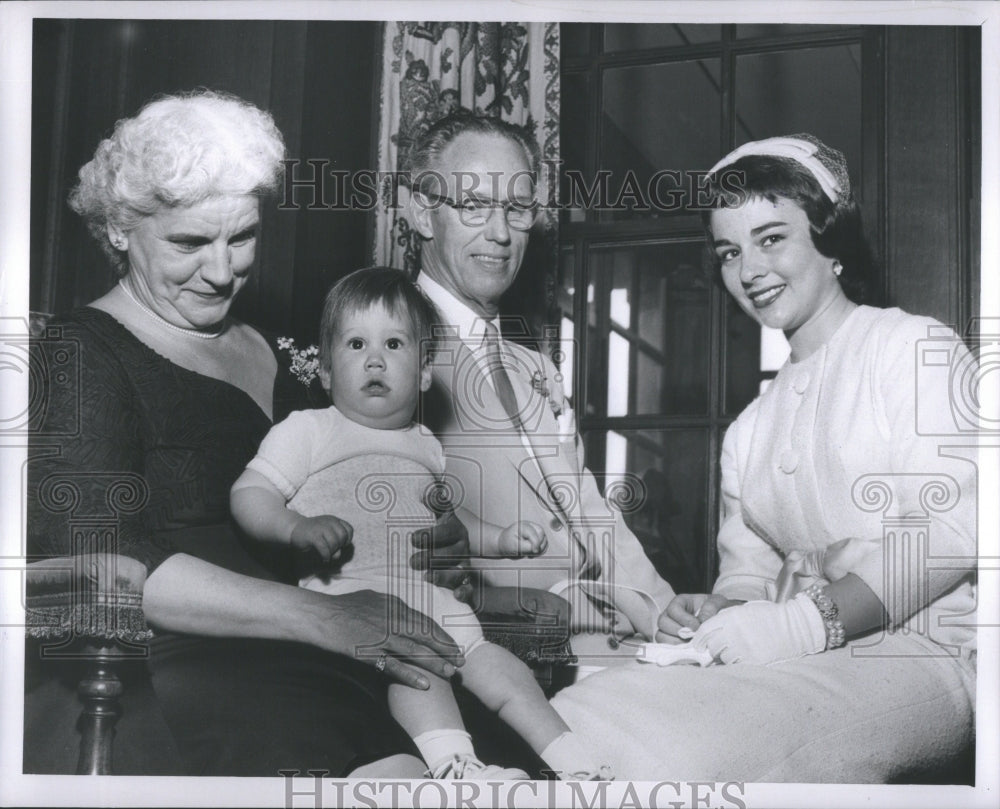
left=290, top=515, right=353, bottom=564
left=299, top=589, right=465, bottom=690
left=655, top=593, right=741, bottom=643
left=497, top=521, right=548, bottom=558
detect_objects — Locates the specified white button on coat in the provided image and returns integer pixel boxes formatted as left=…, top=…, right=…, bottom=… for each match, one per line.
left=779, top=450, right=799, bottom=473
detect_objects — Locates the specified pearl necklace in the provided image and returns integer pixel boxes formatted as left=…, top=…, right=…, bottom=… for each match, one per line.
left=118, top=281, right=224, bottom=339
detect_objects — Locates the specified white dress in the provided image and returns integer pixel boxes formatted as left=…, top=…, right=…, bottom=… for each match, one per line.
left=551, top=307, right=976, bottom=781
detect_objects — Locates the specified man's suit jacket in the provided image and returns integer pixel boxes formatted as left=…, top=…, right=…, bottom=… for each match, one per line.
left=419, top=332, right=675, bottom=639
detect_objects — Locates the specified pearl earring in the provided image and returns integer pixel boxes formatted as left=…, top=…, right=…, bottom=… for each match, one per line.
left=833, top=263, right=843, bottom=277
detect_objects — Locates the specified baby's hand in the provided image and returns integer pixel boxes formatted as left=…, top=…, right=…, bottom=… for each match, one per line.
left=290, top=515, right=354, bottom=564
left=497, top=521, right=548, bottom=558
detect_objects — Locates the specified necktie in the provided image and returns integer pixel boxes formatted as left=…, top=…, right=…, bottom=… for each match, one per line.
left=482, top=321, right=523, bottom=429
left=482, top=322, right=601, bottom=580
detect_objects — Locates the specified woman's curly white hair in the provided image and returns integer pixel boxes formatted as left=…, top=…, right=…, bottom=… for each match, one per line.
left=68, top=89, right=286, bottom=276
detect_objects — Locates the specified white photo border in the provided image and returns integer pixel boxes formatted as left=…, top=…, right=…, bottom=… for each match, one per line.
left=1, top=2, right=997, bottom=807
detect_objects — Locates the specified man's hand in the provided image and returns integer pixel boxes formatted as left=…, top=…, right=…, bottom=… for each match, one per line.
left=409, top=511, right=475, bottom=604
left=497, top=521, right=548, bottom=558
left=289, top=515, right=353, bottom=565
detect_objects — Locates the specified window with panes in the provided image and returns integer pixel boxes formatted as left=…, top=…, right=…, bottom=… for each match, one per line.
left=558, top=23, right=883, bottom=592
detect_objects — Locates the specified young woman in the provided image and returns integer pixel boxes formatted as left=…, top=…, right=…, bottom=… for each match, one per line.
left=551, top=135, right=977, bottom=782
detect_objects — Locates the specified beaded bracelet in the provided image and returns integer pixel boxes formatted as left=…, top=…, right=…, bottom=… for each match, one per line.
left=803, top=583, right=846, bottom=650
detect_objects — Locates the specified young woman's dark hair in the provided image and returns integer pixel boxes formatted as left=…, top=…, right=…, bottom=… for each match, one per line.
left=701, top=138, right=876, bottom=304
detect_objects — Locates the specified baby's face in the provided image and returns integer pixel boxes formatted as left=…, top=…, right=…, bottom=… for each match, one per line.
left=321, top=303, right=431, bottom=430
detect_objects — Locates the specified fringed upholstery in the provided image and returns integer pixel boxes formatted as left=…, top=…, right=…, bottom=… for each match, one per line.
left=25, top=554, right=152, bottom=643
left=479, top=611, right=577, bottom=666
left=26, top=590, right=152, bottom=643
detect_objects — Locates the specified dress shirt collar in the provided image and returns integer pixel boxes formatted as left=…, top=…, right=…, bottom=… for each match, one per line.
left=416, top=272, right=500, bottom=348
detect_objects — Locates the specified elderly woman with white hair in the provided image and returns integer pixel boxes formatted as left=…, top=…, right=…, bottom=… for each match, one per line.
left=27, top=90, right=465, bottom=776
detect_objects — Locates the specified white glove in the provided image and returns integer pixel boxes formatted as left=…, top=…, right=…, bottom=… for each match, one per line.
left=690, top=593, right=826, bottom=665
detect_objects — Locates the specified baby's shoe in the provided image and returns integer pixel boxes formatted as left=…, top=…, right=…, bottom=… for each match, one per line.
left=427, top=754, right=530, bottom=780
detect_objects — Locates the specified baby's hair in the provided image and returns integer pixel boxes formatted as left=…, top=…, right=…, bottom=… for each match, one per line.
left=319, top=266, right=441, bottom=373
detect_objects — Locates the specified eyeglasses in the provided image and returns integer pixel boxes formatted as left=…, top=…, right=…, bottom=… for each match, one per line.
left=417, top=191, right=539, bottom=231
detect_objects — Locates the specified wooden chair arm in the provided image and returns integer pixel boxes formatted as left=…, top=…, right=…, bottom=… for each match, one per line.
left=25, top=553, right=152, bottom=774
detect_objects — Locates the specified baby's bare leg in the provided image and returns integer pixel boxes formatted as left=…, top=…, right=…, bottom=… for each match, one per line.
left=388, top=674, right=464, bottom=738
left=388, top=667, right=535, bottom=778
left=459, top=641, right=569, bottom=752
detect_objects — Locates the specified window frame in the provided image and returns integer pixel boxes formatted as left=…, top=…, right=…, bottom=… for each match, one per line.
left=559, top=23, right=886, bottom=591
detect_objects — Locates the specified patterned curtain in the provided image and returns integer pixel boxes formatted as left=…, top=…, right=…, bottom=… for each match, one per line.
left=373, top=21, right=560, bottom=324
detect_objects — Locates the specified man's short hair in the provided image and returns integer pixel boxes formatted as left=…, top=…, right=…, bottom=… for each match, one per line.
left=405, top=110, right=541, bottom=194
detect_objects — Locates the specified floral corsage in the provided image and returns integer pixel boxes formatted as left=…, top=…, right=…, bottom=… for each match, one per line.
left=277, top=337, right=320, bottom=386
left=531, top=370, right=576, bottom=441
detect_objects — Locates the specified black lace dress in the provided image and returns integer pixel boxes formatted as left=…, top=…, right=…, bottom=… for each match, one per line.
left=27, top=308, right=415, bottom=775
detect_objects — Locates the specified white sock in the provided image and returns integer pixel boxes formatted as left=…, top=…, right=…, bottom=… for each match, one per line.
left=539, top=731, right=600, bottom=778
left=412, top=728, right=476, bottom=772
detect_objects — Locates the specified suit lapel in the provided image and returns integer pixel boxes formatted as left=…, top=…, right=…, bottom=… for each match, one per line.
left=498, top=342, right=582, bottom=527
left=430, top=336, right=604, bottom=580
left=429, top=337, right=559, bottom=517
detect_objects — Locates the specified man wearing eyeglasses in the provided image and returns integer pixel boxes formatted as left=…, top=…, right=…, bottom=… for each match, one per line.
left=408, top=111, right=675, bottom=667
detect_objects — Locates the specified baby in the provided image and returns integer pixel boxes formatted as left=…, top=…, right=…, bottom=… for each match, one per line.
left=231, top=267, right=609, bottom=781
